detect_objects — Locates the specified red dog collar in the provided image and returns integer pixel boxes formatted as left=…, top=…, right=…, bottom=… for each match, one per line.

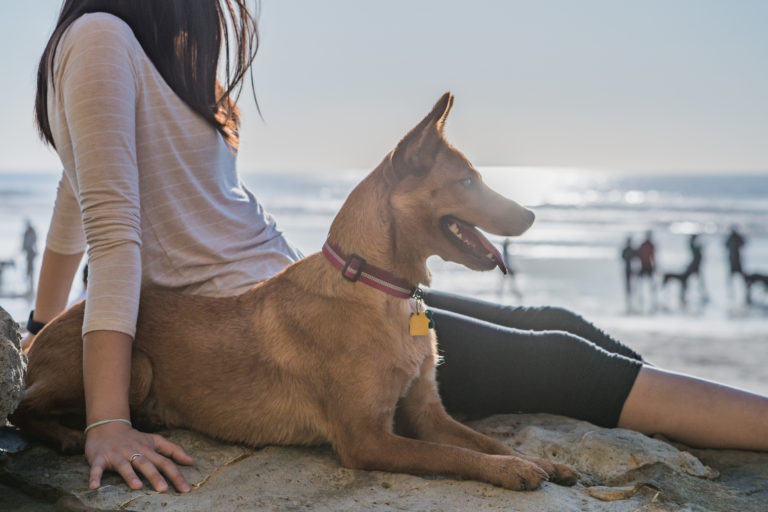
left=322, top=240, right=419, bottom=299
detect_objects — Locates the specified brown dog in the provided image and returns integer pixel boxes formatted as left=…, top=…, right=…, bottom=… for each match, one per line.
left=12, top=93, right=577, bottom=491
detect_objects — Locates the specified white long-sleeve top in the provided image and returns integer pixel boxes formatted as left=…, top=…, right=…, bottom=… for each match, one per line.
left=46, top=12, right=302, bottom=337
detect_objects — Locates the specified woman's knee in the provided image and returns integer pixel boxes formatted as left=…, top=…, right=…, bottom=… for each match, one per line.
left=531, top=306, right=586, bottom=332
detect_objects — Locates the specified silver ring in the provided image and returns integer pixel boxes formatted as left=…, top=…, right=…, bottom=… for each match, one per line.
left=129, top=453, right=143, bottom=463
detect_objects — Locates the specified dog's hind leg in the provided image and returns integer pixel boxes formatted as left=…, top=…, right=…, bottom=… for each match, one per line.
left=9, top=389, right=86, bottom=453
left=11, top=346, right=153, bottom=453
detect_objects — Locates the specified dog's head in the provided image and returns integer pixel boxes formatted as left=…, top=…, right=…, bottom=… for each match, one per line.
left=385, top=92, right=534, bottom=274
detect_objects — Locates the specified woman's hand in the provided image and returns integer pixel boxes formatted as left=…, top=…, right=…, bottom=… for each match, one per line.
left=85, top=420, right=194, bottom=492
left=20, top=332, right=35, bottom=353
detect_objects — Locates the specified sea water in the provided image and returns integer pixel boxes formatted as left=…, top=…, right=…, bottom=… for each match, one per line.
left=1, top=167, right=767, bottom=339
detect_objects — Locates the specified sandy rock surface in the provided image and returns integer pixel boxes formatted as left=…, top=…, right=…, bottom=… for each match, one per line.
left=2, top=414, right=767, bottom=512
left=0, top=307, right=25, bottom=426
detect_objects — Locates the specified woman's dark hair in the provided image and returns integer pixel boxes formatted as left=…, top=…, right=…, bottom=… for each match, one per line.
left=35, top=0, right=259, bottom=149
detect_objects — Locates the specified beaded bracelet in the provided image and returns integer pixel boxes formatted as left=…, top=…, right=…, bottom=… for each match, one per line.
left=84, top=418, right=132, bottom=434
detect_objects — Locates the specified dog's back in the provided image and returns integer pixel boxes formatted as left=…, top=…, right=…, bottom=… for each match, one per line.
left=20, top=250, right=431, bottom=450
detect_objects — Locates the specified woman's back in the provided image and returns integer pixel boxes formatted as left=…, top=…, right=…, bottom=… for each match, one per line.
left=47, top=12, right=301, bottom=334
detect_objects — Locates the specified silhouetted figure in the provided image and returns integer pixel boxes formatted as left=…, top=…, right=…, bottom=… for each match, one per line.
left=636, top=231, right=657, bottom=311
left=0, top=260, right=15, bottom=293
left=21, top=220, right=38, bottom=292
left=500, top=238, right=523, bottom=302
left=620, top=236, right=636, bottom=312
left=685, top=234, right=708, bottom=304
left=725, top=226, right=746, bottom=296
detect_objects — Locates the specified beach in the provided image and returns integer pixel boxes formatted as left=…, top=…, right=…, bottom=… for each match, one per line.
left=1, top=167, right=767, bottom=395
left=2, top=167, right=768, bottom=511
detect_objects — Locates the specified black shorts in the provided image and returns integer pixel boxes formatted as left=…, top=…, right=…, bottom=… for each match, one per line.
left=424, top=289, right=643, bottom=428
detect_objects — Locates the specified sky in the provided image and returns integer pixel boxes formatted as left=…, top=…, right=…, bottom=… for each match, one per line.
left=1, top=0, right=767, bottom=173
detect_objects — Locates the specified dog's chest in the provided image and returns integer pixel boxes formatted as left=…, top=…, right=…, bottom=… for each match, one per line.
left=392, top=312, right=437, bottom=396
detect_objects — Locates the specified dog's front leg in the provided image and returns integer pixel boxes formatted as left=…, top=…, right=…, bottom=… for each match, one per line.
left=326, top=365, right=547, bottom=491
left=336, top=427, right=549, bottom=491
left=397, top=357, right=578, bottom=486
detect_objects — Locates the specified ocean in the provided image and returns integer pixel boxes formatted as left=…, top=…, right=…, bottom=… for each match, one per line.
left=1, top=167, right=768, bottom=341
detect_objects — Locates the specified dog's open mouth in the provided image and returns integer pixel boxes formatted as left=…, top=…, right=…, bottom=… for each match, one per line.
left=440, top=216, right=507, bottom=274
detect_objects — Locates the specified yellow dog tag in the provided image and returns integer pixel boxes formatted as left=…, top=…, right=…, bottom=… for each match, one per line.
left=409, top=312, right=430, bottom=336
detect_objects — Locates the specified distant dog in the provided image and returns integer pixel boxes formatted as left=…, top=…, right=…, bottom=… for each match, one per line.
left=12, top=94, right=576, bottom=491
left=745, top=273, right=768, bottom=305
left=662, top=271, right=691, bottom=307
left=662, top=271, right=690, bottom=287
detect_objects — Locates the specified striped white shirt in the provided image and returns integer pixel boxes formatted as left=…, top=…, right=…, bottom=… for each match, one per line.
left=46, top=13, right=302, bottom=337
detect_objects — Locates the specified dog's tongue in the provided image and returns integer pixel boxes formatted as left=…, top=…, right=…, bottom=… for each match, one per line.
left=452, top=218, right=507, bottom=274
left=479, top=231, right=507, bottom=275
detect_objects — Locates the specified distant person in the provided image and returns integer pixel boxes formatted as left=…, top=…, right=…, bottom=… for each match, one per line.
left=0, top=260, right=16, bottom=294
left=620, top=236, right=636, bottom=312
left=636, top=231, right=657, bottom=311
left=725, top=226, right=746, bottom=294
left=21, top=219, right=38, bottom=292
left=685, top=234, right=708, bottom=303
left=500, top=238, right=523, bottom=301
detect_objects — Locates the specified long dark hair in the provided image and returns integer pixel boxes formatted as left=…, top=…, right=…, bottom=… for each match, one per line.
left=35, top=0, right=259, bottom=149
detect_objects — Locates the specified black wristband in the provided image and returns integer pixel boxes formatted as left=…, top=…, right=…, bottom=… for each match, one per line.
left=27, top=310, right=47, bottom=335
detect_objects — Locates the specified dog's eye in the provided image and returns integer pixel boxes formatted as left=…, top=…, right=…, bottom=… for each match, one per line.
left=460, top=177, right=474, bottom=189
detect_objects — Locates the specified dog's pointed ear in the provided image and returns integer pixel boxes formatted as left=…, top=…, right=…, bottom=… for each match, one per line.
left=433, top=92, right=454, bottom=134
left=388, top=92, right=454, bottom=182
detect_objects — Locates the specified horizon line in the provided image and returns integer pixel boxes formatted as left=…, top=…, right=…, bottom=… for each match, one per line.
left=1, top=165, right=768, bottom=176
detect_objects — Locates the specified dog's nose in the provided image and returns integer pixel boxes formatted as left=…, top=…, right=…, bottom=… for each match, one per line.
left=525, top=208, right=535, bottom=224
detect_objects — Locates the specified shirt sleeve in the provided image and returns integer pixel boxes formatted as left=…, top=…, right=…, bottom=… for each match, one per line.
left=45, top=171, right=87, bottom=255
left=54, top=14, right=143, bottom=338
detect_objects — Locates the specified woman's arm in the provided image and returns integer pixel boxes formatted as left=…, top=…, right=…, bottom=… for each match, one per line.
left=32, top=248, right=83, bottom=320
left=21, top=172, right=86, bottom=352
left=83, top=330, right=193, bottom=492
left=51, top=14, right=193, bottom=491
left=20, top=247, right=84, bottom=351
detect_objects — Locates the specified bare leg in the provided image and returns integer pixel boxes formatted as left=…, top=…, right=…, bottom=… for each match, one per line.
left=618, top=365, right=768, bottom=450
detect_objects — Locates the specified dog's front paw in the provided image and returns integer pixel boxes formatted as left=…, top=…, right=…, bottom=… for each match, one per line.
left=525, top=457, right=578, bottom=486
left=544, top=461, right=579, bottom=486
left=489, top=456, right=549, bottom=491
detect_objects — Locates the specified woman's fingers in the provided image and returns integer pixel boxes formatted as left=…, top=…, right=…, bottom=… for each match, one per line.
left=142, top=449, right=191, bottom=493
left=130, top=453, right=168, bottom=492
left=88, top=455, right=106, bottom=489
left=153, top=434, right=195, bottom=466
left=112, top=457, right=143, bottom=490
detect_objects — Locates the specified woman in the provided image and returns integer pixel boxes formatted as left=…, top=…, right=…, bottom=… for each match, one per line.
left=24, top=0, right=768, bottom=494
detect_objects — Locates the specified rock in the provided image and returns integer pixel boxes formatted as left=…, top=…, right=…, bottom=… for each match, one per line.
left=0, top=307, right=26, bottom=426
left=470, top=414, right=717, bottom=484
left=2, top=413, right=767, bottom=511
left=584, top=483, right=647, bottom=501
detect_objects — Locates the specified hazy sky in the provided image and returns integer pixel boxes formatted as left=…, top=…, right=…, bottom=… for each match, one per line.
left=1, top=0, right=767, bottom=173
